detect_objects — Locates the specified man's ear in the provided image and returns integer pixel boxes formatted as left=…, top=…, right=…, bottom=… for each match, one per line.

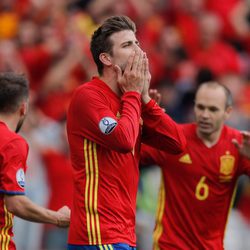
left=20, top=101, right=28, bottom=116
left=225, top=106, right=233, bottom=120
left=99, top=53, right=112, bottom=66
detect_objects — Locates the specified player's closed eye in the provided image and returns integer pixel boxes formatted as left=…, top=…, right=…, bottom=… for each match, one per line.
left=209, top=107, right=219, bottom=112
left=196, top=104, right=205, bottom=111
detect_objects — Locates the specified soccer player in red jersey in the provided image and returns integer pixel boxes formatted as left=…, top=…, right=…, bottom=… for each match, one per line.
left=141, top=81, right=250, bottom=250
left=66, top=16, right=186, bottom=250
left=0, top=72, right=70, bottom=250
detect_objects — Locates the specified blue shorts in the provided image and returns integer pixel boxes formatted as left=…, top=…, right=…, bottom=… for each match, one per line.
left=67, top=243, right=136, bottom=250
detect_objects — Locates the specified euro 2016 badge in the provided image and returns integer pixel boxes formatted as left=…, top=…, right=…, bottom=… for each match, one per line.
left=99, top=117, right=117, bottom=135
left=16, top=168, right=25, bottom=188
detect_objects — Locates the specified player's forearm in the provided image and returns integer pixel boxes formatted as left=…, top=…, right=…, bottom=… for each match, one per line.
left=92, top=92, right=142, bottom=153
left=115, top=92, right=141, bottom=151
left=142, top=100, right=186, bottom=153
left=5, top=195, right=60, bottom=225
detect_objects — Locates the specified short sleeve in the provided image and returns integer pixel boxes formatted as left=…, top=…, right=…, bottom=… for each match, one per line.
left=0, top=139, right=28, bottom=195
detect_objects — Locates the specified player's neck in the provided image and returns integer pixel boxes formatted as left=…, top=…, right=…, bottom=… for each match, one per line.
left=197, top=128, right=222, bottom=148
left=0, top=113, right=19, bottom=132
left=99, top=69, right=123, bottom=97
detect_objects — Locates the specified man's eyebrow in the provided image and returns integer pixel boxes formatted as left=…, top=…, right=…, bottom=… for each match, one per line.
left=120, top=40, right=139, bottom=46
left=121, top=40, right=133, bottom=45
left=196, top=103, right=219, bottom=109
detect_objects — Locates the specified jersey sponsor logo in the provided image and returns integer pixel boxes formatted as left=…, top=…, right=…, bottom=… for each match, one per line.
left=219, top=151, right=235, bottom=182
left=16, top=168, right=25, bottom=188
left=99, top=117, right=117, bottom=135
left=179, top=153, right=192, bottom=164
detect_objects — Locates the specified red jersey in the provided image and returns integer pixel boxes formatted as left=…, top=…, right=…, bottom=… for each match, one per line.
left=141, top=123, right=250, bottom=250
left=66, top=77, right=186, bottom=246
left=0, top=121, right=28, bottom=250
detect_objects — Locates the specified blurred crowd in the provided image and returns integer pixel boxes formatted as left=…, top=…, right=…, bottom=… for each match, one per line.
left=0, top=0, right=249, bottom=249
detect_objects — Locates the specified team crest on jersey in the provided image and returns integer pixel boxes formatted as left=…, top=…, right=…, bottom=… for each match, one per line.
left=220, top=151, right=235, bottom=175
left=219, top=151, right=235, bottom=182
left=99, top=117, right=117, bottom=135
left=16, top=168, right=25, bottom=188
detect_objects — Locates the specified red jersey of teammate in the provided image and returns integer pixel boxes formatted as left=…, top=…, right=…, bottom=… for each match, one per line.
left=67, top=77, right=186, bottom=246
left=141, top=123, right=250, bottom=250
left=0, top=121, right=28, bottom=250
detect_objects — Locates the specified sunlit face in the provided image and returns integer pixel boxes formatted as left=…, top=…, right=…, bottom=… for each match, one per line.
left=108, top=30, right=141, bottom=71
left=194, top=85, right=231, bottom=137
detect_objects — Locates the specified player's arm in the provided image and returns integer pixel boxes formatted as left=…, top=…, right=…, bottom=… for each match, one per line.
left=233, top=131, right=250, bottom=178
left=68, top=51, right=146, bottom=153
left=140, top=53, right=186, bottom=154
left=4, top=195, right=70, bottom=227
left=98, top=49, right=145, bottom=152
left=69, top=87, right=141, bottom=153
left=141, top=101, right=186, bottom=154
left=1, top=139, right=70, bottom=228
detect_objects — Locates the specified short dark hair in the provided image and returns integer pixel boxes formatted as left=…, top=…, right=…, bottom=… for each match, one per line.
left=0, top=72, right=29, bottom=113
left=197, top=81, right=233, bottom=108
left=90, top=15, right=136, bottom=75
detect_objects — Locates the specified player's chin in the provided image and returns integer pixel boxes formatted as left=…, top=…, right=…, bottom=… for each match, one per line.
left=197, top=124, right=213, bottom=135
left=198, top=121, right=212, bottom=129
